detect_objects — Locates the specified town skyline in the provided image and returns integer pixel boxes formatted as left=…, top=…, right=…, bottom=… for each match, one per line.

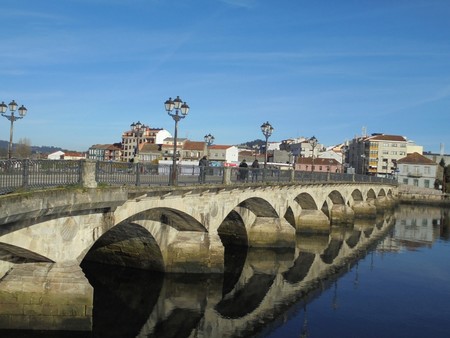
left=2, top=1, right=450, bottom=153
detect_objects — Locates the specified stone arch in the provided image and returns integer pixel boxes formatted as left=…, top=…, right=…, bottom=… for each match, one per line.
left=218, top=210, right=248, bottom=247
left=237, top=197, right=279, bottom=218
left=367, top=189, right=377, bottom=201
left=378, top=189, right=386, bottom=197
left=294, top=193, right=318, bottom=210
left=284, top=207, right=296, bottom=227
left=83, top=221, right=165, bottom=272
left=328, top=190, right=346, bottom=206
left=131, top=207, right=207, bottom=232
left=321, top=201, right=330, bottom=219
left=351, top=189, right=364, bottom=203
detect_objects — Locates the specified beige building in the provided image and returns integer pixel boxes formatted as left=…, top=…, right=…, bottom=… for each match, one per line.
left=348, top=134, right=410, bottom=177
left=121, top=125, right=171, bottom=162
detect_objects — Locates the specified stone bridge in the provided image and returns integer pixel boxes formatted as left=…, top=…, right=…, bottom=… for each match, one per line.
left=0, top=182, right=396, bottom=275
left=0, top=181, right=396, bottom=331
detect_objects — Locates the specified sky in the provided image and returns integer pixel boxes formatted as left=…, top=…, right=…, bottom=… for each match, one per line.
left=1, top=0, right=450, bottom=153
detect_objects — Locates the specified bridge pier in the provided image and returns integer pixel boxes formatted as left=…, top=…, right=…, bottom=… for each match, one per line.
left=330, top=205, right=355, bottom=225
left=164, top=232, right=225, bottom=273
left=296, top=210, right=330, bottom=233
left=352, top=201, right=377, bottom=218
left=247, top=217, right=296, bottom=249
left=0, top=262, right=93, bottom=331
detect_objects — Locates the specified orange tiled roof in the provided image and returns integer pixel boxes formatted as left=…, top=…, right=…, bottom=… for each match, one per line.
left=397, top=152, right=436, bottom=165
left=368, top=134, right=406, bottom=142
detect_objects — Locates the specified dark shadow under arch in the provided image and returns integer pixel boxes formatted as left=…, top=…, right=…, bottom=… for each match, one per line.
left=238, top=197, right=279, bottom=218
left=0, top=242, right=54, bottom=263
left=215, top=273, right=276, bottom=319
left=132, top=207, right=207, bottom=232
left=282, top=251, right=315, bottom=284
left=295, top=193, right=318, bottom=210
left=84, top=221, right=165, bottom=272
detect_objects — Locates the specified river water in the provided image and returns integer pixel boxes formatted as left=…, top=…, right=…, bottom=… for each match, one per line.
left=1, top=204, right=449, bottom=337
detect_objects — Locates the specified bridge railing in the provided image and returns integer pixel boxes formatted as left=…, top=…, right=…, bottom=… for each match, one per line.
left=0, top=159, right=396, bottom=194
left=0, top=159, right=82, bottom=195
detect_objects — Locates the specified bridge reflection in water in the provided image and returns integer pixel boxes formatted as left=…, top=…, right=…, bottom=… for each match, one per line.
left=0, top=207, right=404, bottom=337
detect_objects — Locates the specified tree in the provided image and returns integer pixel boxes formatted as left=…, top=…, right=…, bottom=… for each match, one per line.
left=15, top=138, right=32, bottom=159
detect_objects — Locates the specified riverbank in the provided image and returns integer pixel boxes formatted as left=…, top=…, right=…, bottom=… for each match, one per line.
left=397, top=184, right=450, bottom=206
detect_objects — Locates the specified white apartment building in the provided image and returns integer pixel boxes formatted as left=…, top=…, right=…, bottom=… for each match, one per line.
left=397, top=152, right=438, bottom=189
left=348, top=133, right=411, bottom=177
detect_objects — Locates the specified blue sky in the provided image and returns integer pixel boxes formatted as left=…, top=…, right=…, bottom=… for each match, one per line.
left=1, top=0, right=449, bottom=153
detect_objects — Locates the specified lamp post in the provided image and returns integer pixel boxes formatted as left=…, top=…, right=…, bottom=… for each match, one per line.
left=260, top=121, right=273, bottom=169
left=1, top=100, right=28, bottom=159
left=130, top=121, right=144, bottom=162
left=165, top=96, right=189, bottom=185
left=204, top=133, right=214, bottom=158
left=341, top=144, right=347, bottom=173
left=309, top=136, right=317, bottom=172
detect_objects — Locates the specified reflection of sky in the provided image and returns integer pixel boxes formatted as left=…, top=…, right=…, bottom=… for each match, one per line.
left=266, top=206, right=450, bottom=338
left=268, top=239, right=450, bottom=338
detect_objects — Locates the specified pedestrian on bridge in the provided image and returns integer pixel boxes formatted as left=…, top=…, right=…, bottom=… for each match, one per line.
left=198, top=156, right=209, bottom=183
left=239, top=159, right=248, bottom=182
left=251, top=159, right=260, bottom=182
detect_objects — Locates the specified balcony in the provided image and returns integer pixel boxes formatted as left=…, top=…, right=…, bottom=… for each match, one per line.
left=408, top=172, right=422, bottom=178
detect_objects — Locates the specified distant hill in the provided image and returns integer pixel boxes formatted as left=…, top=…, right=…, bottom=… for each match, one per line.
left=0, top=139, right=66, bottom=155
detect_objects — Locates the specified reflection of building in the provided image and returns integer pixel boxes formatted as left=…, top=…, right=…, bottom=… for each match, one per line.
left=397, top=152, right=438, bottom=188
left=379, top=206, right=442, bottom=251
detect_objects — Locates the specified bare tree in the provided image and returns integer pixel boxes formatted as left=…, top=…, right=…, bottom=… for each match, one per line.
left=15, top=138, right=32, bottom=159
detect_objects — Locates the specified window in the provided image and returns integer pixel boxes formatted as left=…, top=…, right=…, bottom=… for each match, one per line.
left=424, top=166, right=430, bottom=174
left=403, top=178, right=408, bottom=184
left=424, top=180, right=430, bottom=188
left=413, top=179, right=419, bottom=186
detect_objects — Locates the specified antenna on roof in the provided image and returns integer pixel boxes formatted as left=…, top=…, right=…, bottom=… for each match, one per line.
left=362, top=126, right=367, bottom=137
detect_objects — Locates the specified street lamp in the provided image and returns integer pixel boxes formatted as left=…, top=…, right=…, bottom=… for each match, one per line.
left=130, top=121, right=144, bottom=162
left=309, top=136, right=317, bottom=172
left=165, top=96, right=189, bottom=185
left=204, top=133, right=214, bottom=158
left=1, top=100, right=28, bottom=159
left=260, top=121, right=273, bottom=169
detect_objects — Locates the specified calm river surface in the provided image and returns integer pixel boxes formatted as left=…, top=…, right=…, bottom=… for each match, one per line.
left=1, top=204, right=449, bottom=338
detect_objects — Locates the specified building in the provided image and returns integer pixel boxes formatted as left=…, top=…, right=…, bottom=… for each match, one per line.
left=348, top=133, right=409, bottom=177
left=161, top=137, right=187, bottom=161
left=295, top=157, right=342, bottom=173
left=182, top=141, right=206, bottom=161
left=139, top=143, right=162, bottom=163
left=209, top=145, right=239, bottom=164
left=397, top=152, right=438, bottom=189
left=47, top=151, right=65, bottom=160
left=88, top=144, right=122, bottom=161
left=121, top=125, right=171, bottom=162
left=48, top=151, right=86, bottom=160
